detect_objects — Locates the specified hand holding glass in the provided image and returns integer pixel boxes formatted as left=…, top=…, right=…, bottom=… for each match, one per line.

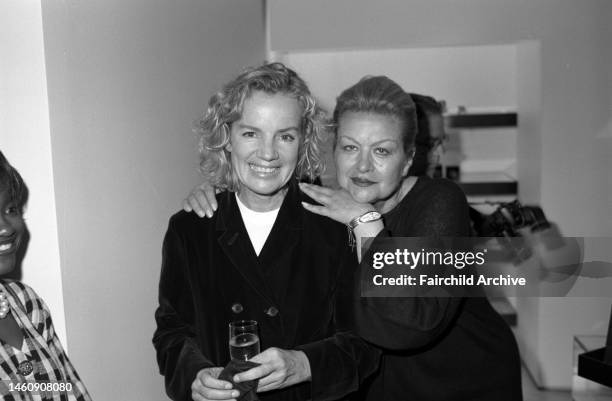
left=229, top=320, right=260, bottom=361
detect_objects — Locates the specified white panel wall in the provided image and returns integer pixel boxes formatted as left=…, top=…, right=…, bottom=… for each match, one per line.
left=0, top=0, right=66, bottom=347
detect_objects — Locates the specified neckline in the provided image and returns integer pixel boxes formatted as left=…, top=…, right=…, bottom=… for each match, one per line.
left=235, top=186, right=288, bottom=212
left=235, top=193, right=281, bottom=215
left=0, top=316, right=27, bottom=353
left=0, top=285, right=27, bottom=353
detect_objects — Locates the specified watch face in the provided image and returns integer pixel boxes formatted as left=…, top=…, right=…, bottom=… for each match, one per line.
left=359, top=211, right=382, bottom=223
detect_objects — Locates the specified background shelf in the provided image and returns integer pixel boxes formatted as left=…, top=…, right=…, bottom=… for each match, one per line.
left=455, top=171, right=518, bottom=196
left=445, top=112, right=517, bottom=128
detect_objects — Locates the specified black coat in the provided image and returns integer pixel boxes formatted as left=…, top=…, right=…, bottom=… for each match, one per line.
left=153, top=183, right=380, bottom=401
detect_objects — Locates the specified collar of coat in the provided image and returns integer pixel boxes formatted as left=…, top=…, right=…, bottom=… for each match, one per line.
left=214, top=179, right=303, bottom=233
left=212, top=179, right=305, bottom=307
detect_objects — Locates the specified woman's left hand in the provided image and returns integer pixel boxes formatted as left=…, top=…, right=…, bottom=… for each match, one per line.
left=299, top=182, right=374, bottom=225
left=233, top=348, right=311, bottom=392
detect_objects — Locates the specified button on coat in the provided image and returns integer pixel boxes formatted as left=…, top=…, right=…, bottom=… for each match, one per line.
left=231, top=303, right=244, bottom=314
left=265, top=306, right=279, bottom=317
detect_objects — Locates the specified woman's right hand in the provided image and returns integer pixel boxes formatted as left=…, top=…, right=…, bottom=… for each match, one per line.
left=183, top=182, right=218, bottom=218
left=191, top=367, right=239, bottom=401
left=299, top=183, right=374, bottom=225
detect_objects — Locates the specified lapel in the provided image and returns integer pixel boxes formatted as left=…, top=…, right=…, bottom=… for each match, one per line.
left=258, top=181, right=303, bottom=270
left=257, top=183, right=303, bottom=307
left=215, top=182, right=303, bottom=305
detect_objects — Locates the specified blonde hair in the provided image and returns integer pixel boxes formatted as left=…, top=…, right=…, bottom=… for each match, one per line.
left=195, top=62, right=327, bottom=191
left=333, top=76, right=417, bottom=155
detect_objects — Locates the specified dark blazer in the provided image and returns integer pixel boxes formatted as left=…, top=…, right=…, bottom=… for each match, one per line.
left=153, top=182, right=380, bottom=401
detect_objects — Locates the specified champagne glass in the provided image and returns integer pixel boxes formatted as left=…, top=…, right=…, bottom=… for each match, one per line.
left=229, top=320, right=260, bottom=361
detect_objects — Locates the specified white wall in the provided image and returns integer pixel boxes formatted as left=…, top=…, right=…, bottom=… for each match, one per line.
left=607, top=1, right=612, bottom=229
left=40, top=0, right=265, bottom=399
left=281, top=45, right=518, bottom=183
left=269, top=0, right=612, bottom=389
left=280, top=46, right=517, bottom=114
left=0, top=0, right=67, bottom=347
left=516, top=41, right=542, bottom=204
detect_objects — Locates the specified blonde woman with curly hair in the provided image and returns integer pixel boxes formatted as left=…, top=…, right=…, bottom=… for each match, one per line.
left=153, top=63, right=379, bottom=401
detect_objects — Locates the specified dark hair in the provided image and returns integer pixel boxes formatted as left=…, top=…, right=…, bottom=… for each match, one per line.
left=0, top=151, right=28, bottom=212
left=196, top=62, right=327, bottom=190
left=409, top=93, right=444, bottom=176
left=332, top=76, right=417, bottom=155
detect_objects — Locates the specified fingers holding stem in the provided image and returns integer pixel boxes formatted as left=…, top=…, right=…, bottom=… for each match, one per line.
left=192, top=367, right=239, bottom=401
left=233, top=348, right=311, bottom=393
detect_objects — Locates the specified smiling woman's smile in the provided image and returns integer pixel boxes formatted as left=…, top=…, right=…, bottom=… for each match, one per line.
left=0, top=235, right=19, bottom=254
left=248, top=163, right=281, bottom=175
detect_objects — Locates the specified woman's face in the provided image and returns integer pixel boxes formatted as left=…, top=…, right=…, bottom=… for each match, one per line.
left=334, top=112, right=412, bottom=208
left=228, top=91, right=302, bottom=211
left=0, top=186, right=25, bottom=276
left=426, top=113, right=446, bottom=177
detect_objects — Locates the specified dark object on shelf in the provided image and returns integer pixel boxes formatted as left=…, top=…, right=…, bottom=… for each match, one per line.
left=446, top=166, right=460, bottom=182
left=577, top=305, right=612, bottom=388
left=458, top=181, right=517, bottom=196
left=432, top=165, right=443, bottom=179
left=470, top=200, right=551, bottom=329
left=458, top=172, right=518, bottom=196
left=578, top=348, right=612, bottom=388
left=445, top=112, right=517, bottom=128
left=470, top=200, right=550, bottom=238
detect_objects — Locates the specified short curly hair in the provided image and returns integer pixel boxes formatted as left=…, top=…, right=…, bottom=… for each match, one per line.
left=195, top=62, right=328, bottom=191
left=332, top=76, right=417, bottom=156
left=0, top=150, right=28, bottom=213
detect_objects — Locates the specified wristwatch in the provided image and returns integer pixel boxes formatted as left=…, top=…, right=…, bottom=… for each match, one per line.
left=348, top=210, right=383, bottom=230
left=346, top=210, right=382, bottom=248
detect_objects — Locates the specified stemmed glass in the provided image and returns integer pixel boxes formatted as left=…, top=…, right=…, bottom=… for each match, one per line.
left=228, top=320, right=260, bottom=361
